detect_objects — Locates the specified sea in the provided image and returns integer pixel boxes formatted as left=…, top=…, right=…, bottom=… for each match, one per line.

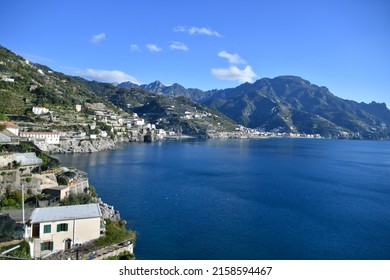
left=53, top=138, right=390, bottom=260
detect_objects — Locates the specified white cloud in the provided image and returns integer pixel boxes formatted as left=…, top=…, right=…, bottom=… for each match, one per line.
left=218, top=51, right=246, bottom=65
left=146, top=44, right=162, bottom=53
left=130, top=44, right=141, bottom=52
left=211, top=65, right=257, bottom=83
left=173, top=26, right=223, bottom=37
left=169, top=41, right=189, bottom=51
left=77, top=69, right=140, bottom=84
left=91, top=32, right=106, bottom=43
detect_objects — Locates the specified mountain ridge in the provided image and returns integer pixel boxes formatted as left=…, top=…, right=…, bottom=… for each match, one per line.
left=119, top=76, right=390, bottom=139
left=0, top=45, right=237, bottom=137
left=1, top=43, right=389, bottom=140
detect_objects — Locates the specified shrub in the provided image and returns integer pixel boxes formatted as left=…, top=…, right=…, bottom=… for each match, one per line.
left=0, top=241, right=31, bottom=259
left=104, top=251, right=135, bottom=260
left=88, top=186, right=98, bottom=198
left=0, top=190, right=23, bottom=207
left=60, top=192, right=93, bottom=206
left=94, top=219, right=136, bottom=248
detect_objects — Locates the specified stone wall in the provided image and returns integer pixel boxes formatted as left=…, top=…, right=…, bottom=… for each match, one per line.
left=0, top=153, right=42, bottom=167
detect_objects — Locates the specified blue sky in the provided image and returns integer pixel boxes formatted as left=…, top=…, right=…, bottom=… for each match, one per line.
left=1, top=0, right=389, bottom=106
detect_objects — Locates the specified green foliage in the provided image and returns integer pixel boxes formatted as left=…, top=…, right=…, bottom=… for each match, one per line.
left=19, top=142, right=33, bottom=151
left=0, top=124, right=6, bottom=131
left=56, top=176, right=68, bottom=185
left=12, top=160, right=21, bottom=168
left=36, top=151, right=60, bottom=170
left=104, top=251, right=135, bottom=260
left=0, top=113, right=9, bottom=121
left=94, top=219, right=136, bottom=248
left=88, top=186, right=98, bottom=198
left=60, top=192, right=93, bottom=206
left=0, top=241, right=31, bottom=259
left=0, top=190, right=23, bottom=207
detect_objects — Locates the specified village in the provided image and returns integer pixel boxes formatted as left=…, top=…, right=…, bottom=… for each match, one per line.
left=0, top=147, right=134, bottom=260
left=0, top=101, right=168, bottom=154
left=0, top=101, right=322, bottom=260
left=0, top=104, right=140, bottom=259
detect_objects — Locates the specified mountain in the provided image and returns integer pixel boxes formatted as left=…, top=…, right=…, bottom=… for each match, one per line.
left=0, top=45, right=118, bottom=116
left=203, top=76, right=390, bottom=139
left=120, top=76, right=390, bottom=139
left=3, top=43, right=389, bottom=140
left=119, top=80, right=205, bottom=101
left=0, top=45, right=237, bottom=137
left=110, top=87, right=237, bottom=136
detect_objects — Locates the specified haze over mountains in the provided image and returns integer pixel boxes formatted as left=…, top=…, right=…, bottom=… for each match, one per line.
left=119, top=77, right=390, bottom=139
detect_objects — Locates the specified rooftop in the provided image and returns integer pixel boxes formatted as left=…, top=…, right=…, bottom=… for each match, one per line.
left=29, top=203, right=101, bottom=223
left=0, top=121, right=18, bottom=128
left=20, top=131, right=60, bottom=135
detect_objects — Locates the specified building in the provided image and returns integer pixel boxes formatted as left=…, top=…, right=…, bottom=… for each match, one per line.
left=26, top=203, right=104, bottom=259
left=32, top=106, right=50, bottom=115
left=132, top=118, right=145, bottom=126
left=0, top=121, right=19, bottom=136
left=0, top=131, right=11, bottom=143
left=42, top=185, right=72, bottom=201
left=19, top=131, right=60, bottom=145
left=1, top=77, right=14, bottom=82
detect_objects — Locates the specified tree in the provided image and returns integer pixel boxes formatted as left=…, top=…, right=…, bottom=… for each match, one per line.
left=88, top=186, right=98, bottom=198
left=0, top=112, right=9, bottom=121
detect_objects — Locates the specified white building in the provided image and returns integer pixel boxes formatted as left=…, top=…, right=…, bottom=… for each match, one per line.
left=26, top=204, right=104, bottom=259
left=1, top=77, right=14, bottom=82
left=0, top=121, right=19, bottom=136
left=100, top=130, right=108, bottom=138
left=20, top=131, right=60, bottom=144
left=32, top=106, right=50, bottom=115
left=133, top=119, right=145, bottom=126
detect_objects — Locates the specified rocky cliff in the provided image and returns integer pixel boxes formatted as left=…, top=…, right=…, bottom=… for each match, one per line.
left=46, top=138, right=117, bottom=154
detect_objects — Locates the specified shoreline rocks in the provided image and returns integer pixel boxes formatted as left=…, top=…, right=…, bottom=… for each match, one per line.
left=98, top=198, right=121, bottom=222
left=47, top=138, right=117, bottom=154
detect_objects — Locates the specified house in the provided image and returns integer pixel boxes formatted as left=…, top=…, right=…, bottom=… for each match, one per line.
left=19, top=131, right=60, bottom=144
left=32, top=106, right=50, bottom=115
left=0, top=131, right=11, bottom=143
left=1, top=77, right=14, bottom=82
left=26, top=203, right=104, bottom=259
left=42, top=185, right=71, bottom=201
left=0, top=121, right=19, bottom=136
left=132, top=118, right=145, bottom=126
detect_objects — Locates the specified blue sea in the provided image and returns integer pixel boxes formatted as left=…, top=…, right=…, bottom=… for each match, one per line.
left=54, top=138, right=390, bottom=260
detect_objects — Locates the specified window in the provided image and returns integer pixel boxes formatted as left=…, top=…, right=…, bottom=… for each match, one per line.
left=56, top=223, right=68, bottom=232
left=40, top=241, right=53, bottom=251
left=43, top=224, right=51, bottom=233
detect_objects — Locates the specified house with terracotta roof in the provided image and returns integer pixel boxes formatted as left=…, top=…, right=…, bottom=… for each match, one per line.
left=0, top=121, right=19, bottom=136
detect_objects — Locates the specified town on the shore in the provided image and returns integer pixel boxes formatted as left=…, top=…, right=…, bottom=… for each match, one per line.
left=0, top=104, right=321, bottom=260
left=1, top=103, right=322, bottom=153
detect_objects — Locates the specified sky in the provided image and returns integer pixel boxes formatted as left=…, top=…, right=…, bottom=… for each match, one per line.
left=1, top=0, right=389, bottom=107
